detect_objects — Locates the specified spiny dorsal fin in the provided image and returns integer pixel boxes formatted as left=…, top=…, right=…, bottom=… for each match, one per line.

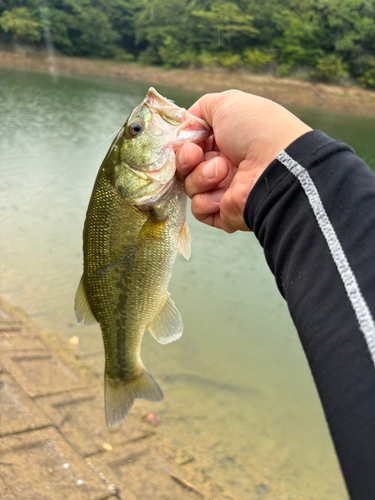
left=176, top=221, right=191, bottom=260
left=74, top=276, right=98, bottom=325
left=148, top=291, right=183, bottom=344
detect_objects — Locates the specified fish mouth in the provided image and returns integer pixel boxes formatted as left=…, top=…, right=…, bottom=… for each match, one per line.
left=145, top=87, right=212, bottom=143
left=175, top=111, right=211, bottom=137
left=145, top=87, right=181, bottom=112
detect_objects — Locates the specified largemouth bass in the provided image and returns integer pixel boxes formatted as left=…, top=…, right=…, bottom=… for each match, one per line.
left=75, top=88, right=211, bottom=426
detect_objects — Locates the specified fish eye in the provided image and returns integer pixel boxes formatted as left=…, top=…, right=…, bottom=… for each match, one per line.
left=129, top=121, right=144, bottom=137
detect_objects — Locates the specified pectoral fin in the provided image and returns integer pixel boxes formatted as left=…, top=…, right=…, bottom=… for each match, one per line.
left=74, top=276, right=98, bottom=325
left=148, top=292, right=183, bottom=344
left=176, top=221, right=191, bottom=260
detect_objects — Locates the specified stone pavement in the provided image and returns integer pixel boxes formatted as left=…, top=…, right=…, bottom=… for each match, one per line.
left=0, top=298, right=232, bottom=500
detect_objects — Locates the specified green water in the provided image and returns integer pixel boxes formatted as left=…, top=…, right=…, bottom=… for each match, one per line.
left=2, top=67, right=375, bottom=499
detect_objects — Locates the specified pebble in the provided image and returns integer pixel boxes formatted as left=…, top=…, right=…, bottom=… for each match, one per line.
left=62, top=463, right=69, bottom=469
left=143, top=412, right=160, bottom=427
left=76, top=479, right=84, bottom=486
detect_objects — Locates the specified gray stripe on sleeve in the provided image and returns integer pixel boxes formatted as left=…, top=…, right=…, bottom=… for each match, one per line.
left=277, top=150, right=375, bottom=365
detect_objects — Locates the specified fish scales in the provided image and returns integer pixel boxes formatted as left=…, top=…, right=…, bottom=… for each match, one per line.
left=75, top=88, right=211, bottom=426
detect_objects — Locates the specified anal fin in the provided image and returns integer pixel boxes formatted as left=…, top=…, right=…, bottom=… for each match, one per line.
left=74, top=276, right=98, bottom=325
left=148, top=292, right=183, bottom=344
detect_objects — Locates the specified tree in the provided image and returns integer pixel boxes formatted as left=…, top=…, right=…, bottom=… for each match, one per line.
left=192, top=2, right=258, bottom=52
left=134, top=0, right=199, bottom=65
left=46, top=0, right=120, bottom=57
left=317, top=0, right=375, bottom=76
left=0, top=6, right=41, bottom=43
left=274, top=8, right=325, bottom=67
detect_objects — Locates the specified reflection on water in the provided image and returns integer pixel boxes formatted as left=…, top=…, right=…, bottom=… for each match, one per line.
left=2, top=67, right=373, bottom=498
left=39, top=3, right=57, bottom=77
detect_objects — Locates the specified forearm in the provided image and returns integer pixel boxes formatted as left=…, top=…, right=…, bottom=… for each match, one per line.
left=244, top=130, right=375, bottom=500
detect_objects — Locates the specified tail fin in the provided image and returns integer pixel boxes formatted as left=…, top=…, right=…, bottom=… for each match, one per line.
left=104, top=367, right=163, bottom=427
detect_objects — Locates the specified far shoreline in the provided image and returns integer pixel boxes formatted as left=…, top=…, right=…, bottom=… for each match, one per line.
left=2, top=50, right=375, bottom=117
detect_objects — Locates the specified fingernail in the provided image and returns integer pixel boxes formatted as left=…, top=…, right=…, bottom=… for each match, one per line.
left=211, top=189, right=225, bottom=202
left=203, top=158, right=218, bottom=179
left=177, top=145, right=187, bottom=167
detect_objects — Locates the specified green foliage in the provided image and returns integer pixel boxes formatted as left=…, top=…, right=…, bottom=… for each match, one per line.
left=0, top=7, right=41, bottom=43
left=358, top=61, right=375, bottom=88
left=218, top=52, right=241, bottom=70
left=158, top=36, right=186, bottom=68
left=275, top=9, right=325, bottom=66
left=0, top=0, right=375, bottom=86
left=134, top=0, right=196, bottom=53
left=179, top=50, right=199, bottom=67
left=315, top=54, right=349, bottom=83
left=137, top=46, right=160, bottom=66
left=277, top=63, right=292, bottom=77
left=197, top=50, right=219, bottom=68
left=46, top=9, right=73, bottom=53
left=118, top=52, right=134, bottom=62
left=192, top=2, right=258, bottom=51
left=319, top=0, right=375, bottom=60
left=243, top=48, right=274, bottom=72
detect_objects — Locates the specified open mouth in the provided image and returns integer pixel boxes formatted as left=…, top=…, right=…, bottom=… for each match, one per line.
left=145, top=87, right=212, bottom=137
left=176, top=111, right=211, bottom=136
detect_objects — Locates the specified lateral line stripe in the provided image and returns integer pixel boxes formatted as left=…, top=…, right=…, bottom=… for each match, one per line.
left=277, top=150, right=375, bottom=365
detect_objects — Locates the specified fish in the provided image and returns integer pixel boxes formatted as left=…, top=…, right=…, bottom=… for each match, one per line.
left=75, top=88, right=211, bottom=426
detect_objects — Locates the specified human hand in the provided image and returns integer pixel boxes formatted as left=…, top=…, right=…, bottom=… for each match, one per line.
left=176, top=90, right=312, bottom=232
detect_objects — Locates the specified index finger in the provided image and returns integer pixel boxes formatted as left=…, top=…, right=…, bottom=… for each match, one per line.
left=202, top=134, right=219, bottom=154
left=175, top=142, right=204, bottom=180
left=187, top=93, right=222, bottom=126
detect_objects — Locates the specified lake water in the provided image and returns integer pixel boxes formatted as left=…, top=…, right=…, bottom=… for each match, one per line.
left=2, top=67, right=375, bottom=499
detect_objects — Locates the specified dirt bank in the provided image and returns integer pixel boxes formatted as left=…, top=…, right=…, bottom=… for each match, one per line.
left=2, top=50, right=375, bottom=116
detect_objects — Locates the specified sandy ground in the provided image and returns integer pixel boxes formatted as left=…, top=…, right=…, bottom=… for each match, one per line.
left=0, top=296, right=233, bottom=500
left=1, top=50, right=375, bottom=116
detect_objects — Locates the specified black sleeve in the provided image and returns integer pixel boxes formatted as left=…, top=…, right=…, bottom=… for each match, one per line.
left=244, top=130, right=375, bottom=500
